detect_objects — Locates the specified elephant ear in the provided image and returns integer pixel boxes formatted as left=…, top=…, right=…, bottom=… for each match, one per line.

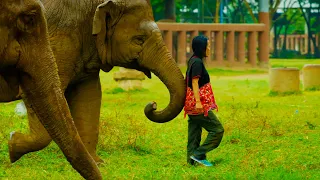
left=92, top=0, right=123, bottom=67
left=146, top=0, right=151, bottom=6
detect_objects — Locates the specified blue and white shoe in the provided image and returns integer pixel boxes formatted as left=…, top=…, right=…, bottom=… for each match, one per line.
left=190, top=156, right=213, bottom=167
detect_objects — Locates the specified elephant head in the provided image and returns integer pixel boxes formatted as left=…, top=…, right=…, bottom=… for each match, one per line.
left=92, top=0, right=186, bottom=123
left=0, top=0, right=101, bottom=179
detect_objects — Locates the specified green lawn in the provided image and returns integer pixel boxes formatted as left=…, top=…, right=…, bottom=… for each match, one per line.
left=0, top=59, right=319, bottom=179
left=270, top=59, right=320, bottom=70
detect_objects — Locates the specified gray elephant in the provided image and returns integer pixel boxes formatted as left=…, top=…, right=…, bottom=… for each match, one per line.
left=0, top=0, right=101, bottom=179
left=9, top=0, right=186, bottom=166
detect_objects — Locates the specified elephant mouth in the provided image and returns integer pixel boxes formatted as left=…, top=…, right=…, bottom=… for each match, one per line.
left=129, top=60, right=152, bottom=79
left=142, top=69, right=151, bottom=79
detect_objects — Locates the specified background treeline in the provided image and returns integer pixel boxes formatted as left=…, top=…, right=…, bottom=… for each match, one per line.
left=150, top=0, right=320, bottom=58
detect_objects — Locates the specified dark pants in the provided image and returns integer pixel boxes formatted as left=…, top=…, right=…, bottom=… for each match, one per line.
left=187, top=110, right=224, bottom=164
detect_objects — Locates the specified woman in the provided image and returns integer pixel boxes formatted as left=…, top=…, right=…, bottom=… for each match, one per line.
left=184, top=35, right=224, bottom=166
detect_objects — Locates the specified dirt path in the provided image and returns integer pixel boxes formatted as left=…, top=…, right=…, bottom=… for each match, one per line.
left=214, top=73, right=304, bottom=80
left=213, top=73, right=269, bottom=80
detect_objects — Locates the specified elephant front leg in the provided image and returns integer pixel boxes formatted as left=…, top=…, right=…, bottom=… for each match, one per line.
left=65, top=74, right=103, bottom=164
left=8, top=101, right=52, bottom=163
left=8, top=74, right=103, bottom=164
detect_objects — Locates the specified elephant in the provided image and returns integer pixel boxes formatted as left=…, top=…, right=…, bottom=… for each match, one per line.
left=0, top=0, right=102, bottom=179
left=8, top=0, right=186, bottom=167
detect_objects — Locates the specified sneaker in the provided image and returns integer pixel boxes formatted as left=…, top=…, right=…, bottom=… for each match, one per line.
left=190, top=156, right=213, bottom=167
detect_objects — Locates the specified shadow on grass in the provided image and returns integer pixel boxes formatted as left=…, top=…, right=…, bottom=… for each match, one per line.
left=268, top=91, right=303, bottom=97
left=211, top=158, right=224, bottom=166
left=189, top=158, right=224, bottom=168
left=124, top=145, right=152, bottom=156
left=304, top=87, right=320, bottom=92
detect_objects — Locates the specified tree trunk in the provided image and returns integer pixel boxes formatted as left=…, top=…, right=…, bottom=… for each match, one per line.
left=165, top=0, right=176, bottom=21
left=282, top=11, right=299, bottom=53
left=273, top=24, right=278, bottom=57
left=274, top=23, right=284, bottom=57
left=215, top=0, right=220, bottom=23
left=243, top=0, right=258, bottom=23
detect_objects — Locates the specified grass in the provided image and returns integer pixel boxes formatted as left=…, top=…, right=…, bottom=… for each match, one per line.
left=0, top=59, right=320, bottom=179
left=270, top=59, right=320, bottom=70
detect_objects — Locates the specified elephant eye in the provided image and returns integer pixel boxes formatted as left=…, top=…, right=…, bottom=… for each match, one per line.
left=133, top=35, right=146, bottom=45
left=17, top=10, right=38, bottom=33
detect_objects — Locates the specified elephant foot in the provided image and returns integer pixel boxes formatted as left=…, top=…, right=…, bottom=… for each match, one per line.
left=8, top=131, right=26, bottom=163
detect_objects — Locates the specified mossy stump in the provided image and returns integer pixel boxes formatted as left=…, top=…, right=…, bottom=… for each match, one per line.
left=113, top=68, right=145, bottom=91
left=269, top=67, right=300, bottom=95
left=302, top=64, right=320, bottom=91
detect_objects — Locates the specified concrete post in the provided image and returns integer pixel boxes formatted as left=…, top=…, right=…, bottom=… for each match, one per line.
left=269, top=68, right=300, bottom=94
left=178, top=31, right=187, bottom=65
left=237, top=32, right=246, bottom=64
left=226, top=31, right=235, bottom=64
left=303, top=64, right=320, bottom=91
left=113, top=68, right=146, bottom=91
left=191, top=30, right=199, bottom=41
left=164, top=31, right=173, bottom=56
left=258, top=0, right=269, bottom=66
left=214, top=31, right=223, bottom=64
left=248, top=31, right=257, bottom=66
left=204, top=31, right=212, bottom=62
left=189, top=31, right=199, bottom=56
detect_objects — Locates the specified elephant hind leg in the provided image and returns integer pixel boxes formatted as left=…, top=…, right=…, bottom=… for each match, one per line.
left=65, top=74, right=103, bottom=164
left=8, top=101, right=52, bottom=163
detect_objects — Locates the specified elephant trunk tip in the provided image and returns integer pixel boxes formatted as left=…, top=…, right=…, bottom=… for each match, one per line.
left=145, top=101, right=167, bottom=123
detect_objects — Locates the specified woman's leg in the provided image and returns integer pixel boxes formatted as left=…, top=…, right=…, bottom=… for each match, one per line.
left=193, top=111, right=224, bottom=160
left=187, top=115, right=202, bottom=165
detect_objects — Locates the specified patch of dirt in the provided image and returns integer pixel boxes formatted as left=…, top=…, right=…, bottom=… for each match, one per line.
left=214, top=74, right=269, bottom=80
left=214, top=73, right=304, bottom=80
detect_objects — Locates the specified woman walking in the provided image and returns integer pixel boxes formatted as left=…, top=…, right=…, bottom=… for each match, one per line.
left=184, top=35, right=224, bottom=166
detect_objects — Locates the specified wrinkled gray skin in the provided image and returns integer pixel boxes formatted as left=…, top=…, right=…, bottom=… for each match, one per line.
left=0, top=0, right=102, bottom=179
left=9, top=0, right=186, bottom=168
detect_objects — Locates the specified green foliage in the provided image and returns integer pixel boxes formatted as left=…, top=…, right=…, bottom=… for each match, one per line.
left=278, top=9, right=305, bottom=35
left=0, top=59, right=320, bottom=179
left=151, top=0, right=259, bottom=23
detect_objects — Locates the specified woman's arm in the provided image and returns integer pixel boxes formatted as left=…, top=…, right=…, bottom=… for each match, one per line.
left=192, top=78, right=203, bottom=111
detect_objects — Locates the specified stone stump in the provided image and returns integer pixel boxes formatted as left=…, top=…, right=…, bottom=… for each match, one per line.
left=113, top=67, right=145, bottom=91
left=302, top=64, right=320, bottom=91
left=269, top=67, right=300, bottom=94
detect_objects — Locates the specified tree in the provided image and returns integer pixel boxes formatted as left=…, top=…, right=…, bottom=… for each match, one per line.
left=165, top=0, right=176, bottom=20
left=281, top=8, right=301, bottom=53
left=233, top=0, right=282, bottom=29
left=269, top=0, right=283, bottom=29
left=297, top=0, right=320, bottom=57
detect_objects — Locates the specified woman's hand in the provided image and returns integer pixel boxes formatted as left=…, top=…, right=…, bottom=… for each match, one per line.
left=196, top=101, right=203, bottom=112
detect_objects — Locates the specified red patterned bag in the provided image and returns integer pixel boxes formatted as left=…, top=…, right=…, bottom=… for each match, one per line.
left=184, top=60, right=218, bottom=118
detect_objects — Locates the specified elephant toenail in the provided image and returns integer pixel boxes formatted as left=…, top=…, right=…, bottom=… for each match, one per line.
left=10, top=131, right=15, bottom=140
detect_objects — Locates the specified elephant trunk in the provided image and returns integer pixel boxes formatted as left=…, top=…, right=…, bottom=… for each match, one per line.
left=17, top=35, right=101, bottom=179
left=139, top=30, right=186, bottom=123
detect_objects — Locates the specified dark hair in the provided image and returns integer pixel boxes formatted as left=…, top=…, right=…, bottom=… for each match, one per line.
left=192, top=35, right=208, bottom=59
